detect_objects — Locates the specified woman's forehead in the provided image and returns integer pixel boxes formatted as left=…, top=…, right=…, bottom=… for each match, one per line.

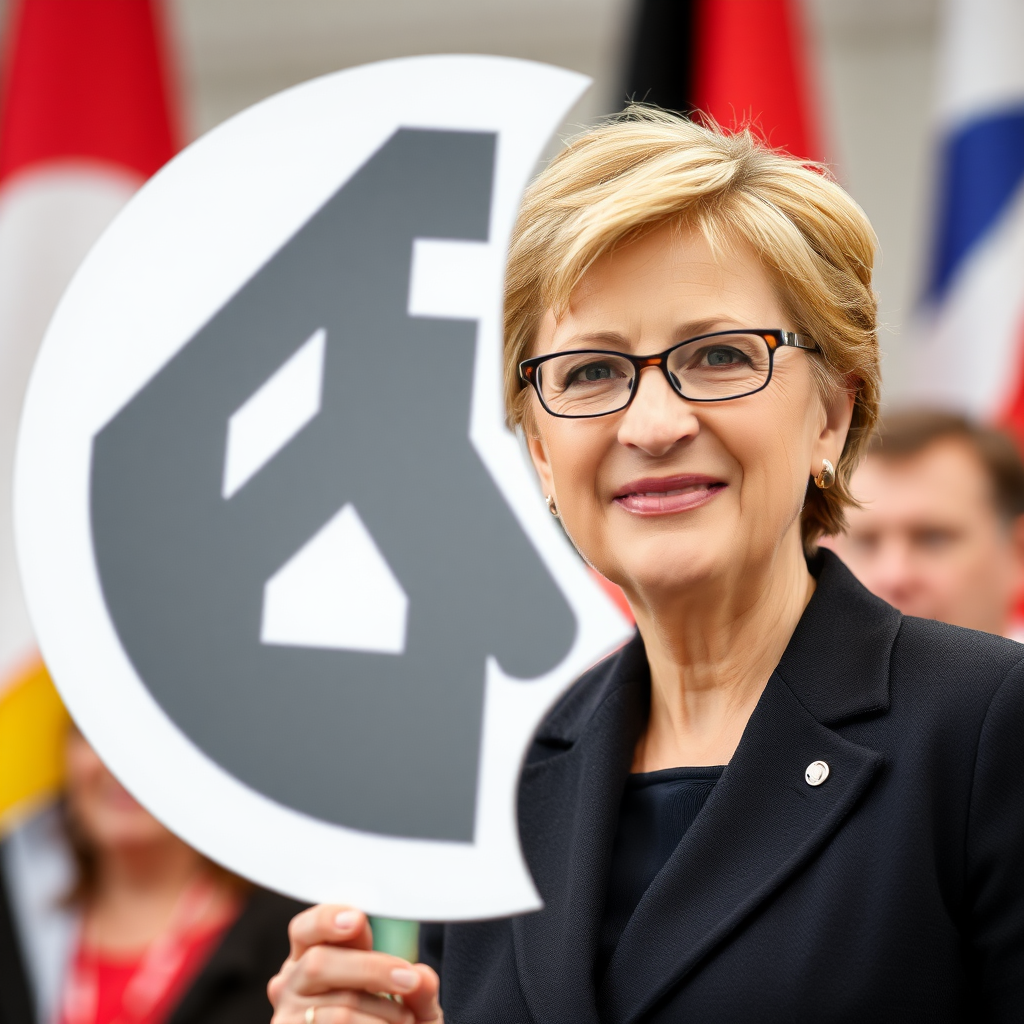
left=583, top=226, right=769, bottom=302
left=534, top=230, right=782, bottom=353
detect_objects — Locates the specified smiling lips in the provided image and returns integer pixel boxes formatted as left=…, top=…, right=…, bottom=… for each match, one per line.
left=614, top=475, right=726, bottom=515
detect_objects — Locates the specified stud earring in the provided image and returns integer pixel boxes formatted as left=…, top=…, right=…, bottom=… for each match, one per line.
left=545, top=495, right=559, bottom=518
left=814, top=458, right=836, bottom=490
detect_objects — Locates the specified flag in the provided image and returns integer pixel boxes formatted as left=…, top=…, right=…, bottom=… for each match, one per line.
left=605, top=0, right=826, bottom=618
left=913, top=0, right=1024, bottom=438
left=623, top=0, right=823, bottom=161
left=0, top=0, right=179, bottom=827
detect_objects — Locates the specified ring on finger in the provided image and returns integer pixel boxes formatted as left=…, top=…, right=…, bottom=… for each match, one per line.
left=304, top=1007, right=316, bottom=1024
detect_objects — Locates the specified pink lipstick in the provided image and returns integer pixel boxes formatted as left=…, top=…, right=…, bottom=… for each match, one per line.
left=614, top=474, right=726, bottom=515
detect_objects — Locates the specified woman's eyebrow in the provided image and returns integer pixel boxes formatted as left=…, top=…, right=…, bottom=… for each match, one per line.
left=551, top=331, right=631, bottom=352
left=672, top=317, right=741, bottom=340
left=553, top=318, right=744, bottom=353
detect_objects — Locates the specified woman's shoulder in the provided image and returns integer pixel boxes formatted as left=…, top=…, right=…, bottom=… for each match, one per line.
left=891, top=614, right=1024, bottom=701
left=196, top=887, right=307, bottom=978
left=804, top=551, right=1024, bottom=727
left=166, top=889, right=307, bottom=1024
left=228, top=888, right=309, bottom=961
left=526, top=632, right=647, bottom=763
left=881, top=616, right=1024, bottom=767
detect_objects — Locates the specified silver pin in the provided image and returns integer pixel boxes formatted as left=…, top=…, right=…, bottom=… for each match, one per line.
left=805, top=760, right=829, bottom=786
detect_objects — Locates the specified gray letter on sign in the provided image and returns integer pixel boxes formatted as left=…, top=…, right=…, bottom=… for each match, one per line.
left=89, top=129, right=576, bottom=842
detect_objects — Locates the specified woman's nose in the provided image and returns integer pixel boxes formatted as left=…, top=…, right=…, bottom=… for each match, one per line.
left=616, top=364, right=699, bottom=456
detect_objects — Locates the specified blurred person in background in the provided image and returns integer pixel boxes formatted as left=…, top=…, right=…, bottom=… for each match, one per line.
left=0, top=723, right=303, bottom=1024
left=826, top=410, right=1024, bottom=637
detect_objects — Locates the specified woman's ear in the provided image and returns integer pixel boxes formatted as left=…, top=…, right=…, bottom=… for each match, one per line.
left=811, top=380, right=857, bottom=476
left=526, top=428, right=556, bottom=501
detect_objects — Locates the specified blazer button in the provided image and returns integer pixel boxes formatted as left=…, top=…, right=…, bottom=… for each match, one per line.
left=805, top=760, right=829, bottom=786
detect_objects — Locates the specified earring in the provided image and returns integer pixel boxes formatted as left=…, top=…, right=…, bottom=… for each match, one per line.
left=545, top=495, right=559, bottom=518
left=814, top=458, right=836, bottom=490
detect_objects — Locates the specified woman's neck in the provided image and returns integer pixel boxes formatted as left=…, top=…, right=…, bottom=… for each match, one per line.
left=84, top=842, right=207, bottom=954
left=630, top=527, right=815, bottom=771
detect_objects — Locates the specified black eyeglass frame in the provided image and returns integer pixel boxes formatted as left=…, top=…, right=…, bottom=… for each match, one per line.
left=518, top=328, right=820, bottom=419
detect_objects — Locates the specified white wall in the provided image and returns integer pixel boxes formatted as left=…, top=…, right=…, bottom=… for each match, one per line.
left=809, top=0, right=941, bottom=404
left=169, top=0, right=943, bottom=402
left=0, top=0, right=945, bottom=399
left=169, top=0, right=632, bottom=153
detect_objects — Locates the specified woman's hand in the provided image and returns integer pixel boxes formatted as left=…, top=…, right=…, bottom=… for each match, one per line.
left=268, top=905, right=442, bottom=1024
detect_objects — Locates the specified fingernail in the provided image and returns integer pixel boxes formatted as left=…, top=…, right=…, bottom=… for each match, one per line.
left=390, top=968, right=418, bottom=993
left=334, top=910, right=360, bottom=932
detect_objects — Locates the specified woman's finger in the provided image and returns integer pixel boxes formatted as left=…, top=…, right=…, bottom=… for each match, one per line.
left=287, top=905, right=374, bottom=960
left=291, top=946, right=422, bottom=1000
left=399, top=964, right=442, bottom=1022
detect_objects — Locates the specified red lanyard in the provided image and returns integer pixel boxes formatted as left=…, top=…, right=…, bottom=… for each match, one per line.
left=61, top=877, right=221, bottom=1024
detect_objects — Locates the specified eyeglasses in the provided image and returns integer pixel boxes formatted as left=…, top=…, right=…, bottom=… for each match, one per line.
left=518, top=329, right=820, bottom=419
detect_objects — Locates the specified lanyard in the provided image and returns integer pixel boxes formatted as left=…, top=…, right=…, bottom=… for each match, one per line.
left=61, top=877, right=221, bottom=1024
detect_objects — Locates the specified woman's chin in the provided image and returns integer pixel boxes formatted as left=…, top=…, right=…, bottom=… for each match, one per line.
left=87, top=811, right=175, bottom=851
left=603, top=542, right=729, bottom=601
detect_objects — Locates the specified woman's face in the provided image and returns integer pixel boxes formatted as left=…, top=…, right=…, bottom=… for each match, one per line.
left=526, top=222, right=853, bottom=605
left=64, top=728, right=177, bottom=853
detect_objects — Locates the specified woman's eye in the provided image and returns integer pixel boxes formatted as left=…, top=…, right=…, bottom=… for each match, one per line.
left=703, top=346, right=746, bottom=366
left=565, top=361, right=622, bottom=385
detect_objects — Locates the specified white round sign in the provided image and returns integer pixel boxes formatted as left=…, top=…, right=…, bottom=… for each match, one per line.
left=14, top=55, right=632, bottom=920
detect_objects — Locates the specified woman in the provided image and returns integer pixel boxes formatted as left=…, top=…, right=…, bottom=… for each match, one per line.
left=1, top=722, right=304, bottom=1024
left=267, top=110, right=1023, bottom=1021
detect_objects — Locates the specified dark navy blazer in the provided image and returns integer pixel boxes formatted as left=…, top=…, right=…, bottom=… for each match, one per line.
left=421, top=550, right=1024, bottom=1022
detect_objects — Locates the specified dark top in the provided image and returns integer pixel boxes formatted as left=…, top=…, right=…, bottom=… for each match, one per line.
left=0, top=860, right=32, bottom=1024
left=420, top=550, right=1024, bottom=1023
left=166, top=888, right=306, bottom=1024
left=598, top=766, right=724, bottom=974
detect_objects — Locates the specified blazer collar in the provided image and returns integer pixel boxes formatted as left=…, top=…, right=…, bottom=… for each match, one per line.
left=774, top=549, right=900, bottom=724
left=533, top=551, right=900, bottom=750
left=513, top=550, right=900, bottom=1024
left=513, top=636, right=649, bottom=1024
left=599, top=672, right=884, bottom=1023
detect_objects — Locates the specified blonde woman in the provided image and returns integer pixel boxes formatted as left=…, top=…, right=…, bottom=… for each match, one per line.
left=268, top=110, right=1024, bottom=1022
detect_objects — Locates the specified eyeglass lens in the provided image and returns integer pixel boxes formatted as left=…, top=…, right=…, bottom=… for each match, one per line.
left=535, top=332, right=772, bottom=416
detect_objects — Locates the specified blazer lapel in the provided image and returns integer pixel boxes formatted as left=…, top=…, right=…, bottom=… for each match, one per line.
left=599, top=553, right=899, bottom=1023
left=513, top=636, right=648, bottom=1024
left=600, top=673, right=883, bottom=1022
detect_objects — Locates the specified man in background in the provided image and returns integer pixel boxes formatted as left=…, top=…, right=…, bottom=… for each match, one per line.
left=827, top=409, right=1024, bottom=637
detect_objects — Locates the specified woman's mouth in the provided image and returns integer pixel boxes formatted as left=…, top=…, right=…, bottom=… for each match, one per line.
left=613, top=475, right=726, bottom=515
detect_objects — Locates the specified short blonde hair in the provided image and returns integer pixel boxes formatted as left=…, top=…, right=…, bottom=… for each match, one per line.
left=504, top=106, right=880, bottom=548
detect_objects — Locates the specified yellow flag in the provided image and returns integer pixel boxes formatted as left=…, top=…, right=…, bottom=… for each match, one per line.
left=0, top=658, right=69, bottom=832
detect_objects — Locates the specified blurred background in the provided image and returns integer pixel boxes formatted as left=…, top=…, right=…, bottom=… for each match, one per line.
left=1, top=1, right=1022, bottom=1022
left=168, top=0, right=941, bottom=395
left=0, top=0, right=950, bottom=385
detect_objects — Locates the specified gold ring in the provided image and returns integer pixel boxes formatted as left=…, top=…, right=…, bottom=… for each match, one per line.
left=305, top=1007, right=316, bottom=1024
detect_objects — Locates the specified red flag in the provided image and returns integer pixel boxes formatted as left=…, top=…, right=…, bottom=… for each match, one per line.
left=0, top=0, right=179, bottom=825
left=624, top=0, right=824, bottom=162
left=692, top=0, right=822, bottom=160
left=0, top=0, right=178, bottom=183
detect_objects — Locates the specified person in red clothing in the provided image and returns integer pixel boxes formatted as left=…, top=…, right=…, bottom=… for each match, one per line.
left=58, top=727, right=242, bottom=1024
left=0, top=722, right=303, bottom=1024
